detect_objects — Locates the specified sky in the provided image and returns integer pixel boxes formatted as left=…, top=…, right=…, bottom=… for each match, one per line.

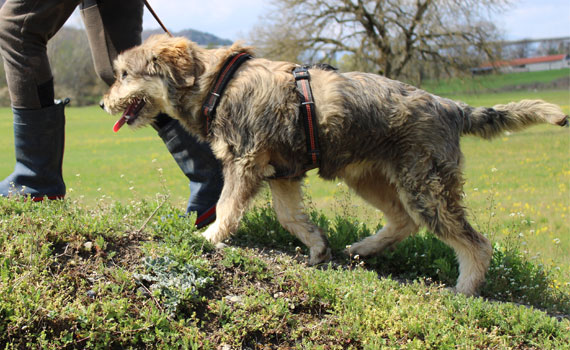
left=68, top=0, right=570, bottom=42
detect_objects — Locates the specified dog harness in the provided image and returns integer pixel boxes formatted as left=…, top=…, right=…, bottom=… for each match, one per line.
left=267, top=66, right=321, bottom=179
left=201, top=54, right=323, bottom=179
left=201, top=52, right=253, bottom=134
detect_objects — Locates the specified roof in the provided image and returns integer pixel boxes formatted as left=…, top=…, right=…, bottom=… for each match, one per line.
left=479, top=54, right=569, bottom=69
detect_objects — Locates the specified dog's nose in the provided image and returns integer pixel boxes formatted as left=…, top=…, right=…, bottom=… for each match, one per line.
left=99, top=100, right=105, bottom=110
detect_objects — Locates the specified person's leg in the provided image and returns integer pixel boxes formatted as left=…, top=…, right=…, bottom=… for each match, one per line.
left=0, top=0, right=80, bottom=199
left=80, top=0, right=143, bottom=85
left=82, top=2, right=223, bottom=227
left=155, top=115, right=223, bottom=228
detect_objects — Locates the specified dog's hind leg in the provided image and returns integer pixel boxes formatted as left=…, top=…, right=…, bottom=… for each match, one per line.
left=344, top=172, right=418, bottom=257
left=202, top=162, right=263, bottom=244
left=269, top=179, right=331, bottom=265
left=437, top=220, right=492, bottom=296
left=397, top=164, right=492, bottom=296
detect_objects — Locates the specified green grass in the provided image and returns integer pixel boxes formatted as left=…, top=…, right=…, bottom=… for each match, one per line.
left=0, top=106, right=192, bottom=208
left=421, top=68, right=570, bottom=96
left=1, top=198, right=568, bottom=348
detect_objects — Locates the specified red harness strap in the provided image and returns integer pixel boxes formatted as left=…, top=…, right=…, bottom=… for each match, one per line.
left=267, top=66, right=321, bottom=180
left=201, top=52, right=253, bottom=134
left=293, top=67, right=321, bottom=168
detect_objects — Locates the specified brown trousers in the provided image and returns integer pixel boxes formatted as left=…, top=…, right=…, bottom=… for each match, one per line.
left=0, top=0, right=143, bottom=109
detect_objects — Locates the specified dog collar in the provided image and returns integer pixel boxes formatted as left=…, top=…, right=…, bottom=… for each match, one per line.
left=201, top=52, right=253, bottom=134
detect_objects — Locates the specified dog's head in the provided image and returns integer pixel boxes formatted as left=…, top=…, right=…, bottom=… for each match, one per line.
left=101, top=34, right=204, bottom=131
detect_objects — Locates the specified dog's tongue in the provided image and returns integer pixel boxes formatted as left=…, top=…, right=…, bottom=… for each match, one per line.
left=113, top=115, right=127, bottom=133
left=113, top=99, right=142, bottom=133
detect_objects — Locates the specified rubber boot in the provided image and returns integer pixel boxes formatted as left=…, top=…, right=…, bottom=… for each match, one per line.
left=0, top=99, right=68, bottom=200
left=156, top=115, right=223, bottom=228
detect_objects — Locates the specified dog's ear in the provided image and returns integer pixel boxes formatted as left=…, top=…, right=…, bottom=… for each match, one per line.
left=147, top=35, right=204, bottom=88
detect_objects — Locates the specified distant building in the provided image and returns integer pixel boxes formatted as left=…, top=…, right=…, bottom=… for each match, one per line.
left=471, top=54, right=570, bottom=75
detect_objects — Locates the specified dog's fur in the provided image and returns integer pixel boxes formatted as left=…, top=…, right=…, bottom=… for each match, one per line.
left=103, top=35, right=568, bottom=296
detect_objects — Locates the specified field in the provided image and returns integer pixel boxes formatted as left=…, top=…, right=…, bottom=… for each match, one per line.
left=421, top=68, right=570, bottom=96
left=1, top=74, right=569, bottom=348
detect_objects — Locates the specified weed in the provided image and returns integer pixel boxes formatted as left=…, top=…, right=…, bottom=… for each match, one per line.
left=134, top=256, right=212, bottom=316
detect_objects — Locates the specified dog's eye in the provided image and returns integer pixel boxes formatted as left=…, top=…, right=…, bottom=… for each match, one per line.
left=121, top=71, right=128, bottom=80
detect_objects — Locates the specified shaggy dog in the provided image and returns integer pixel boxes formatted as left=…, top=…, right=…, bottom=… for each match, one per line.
left=102, top=35, right=568, bottom=296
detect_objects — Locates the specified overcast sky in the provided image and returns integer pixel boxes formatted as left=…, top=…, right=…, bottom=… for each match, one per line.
left=68, top=0, right=570, bottom=42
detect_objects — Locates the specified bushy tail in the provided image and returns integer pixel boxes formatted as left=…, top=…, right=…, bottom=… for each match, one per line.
left=461, top=99, right=568, bottom=139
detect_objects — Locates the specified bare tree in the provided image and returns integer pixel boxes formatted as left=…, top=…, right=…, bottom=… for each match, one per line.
left=251, top=0, right=510, bottom=81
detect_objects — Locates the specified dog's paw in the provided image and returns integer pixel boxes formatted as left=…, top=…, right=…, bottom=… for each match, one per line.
left=215, top=242, right=229, bottom=250
left=201, top=221, right=222, bottom=244
left=308, top=246, right=331, bottom=266
left=345, top=241, right=371, bottom=257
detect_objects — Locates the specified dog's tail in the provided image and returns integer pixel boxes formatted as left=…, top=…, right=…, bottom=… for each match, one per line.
left=461, top=99, right=568, bottom=139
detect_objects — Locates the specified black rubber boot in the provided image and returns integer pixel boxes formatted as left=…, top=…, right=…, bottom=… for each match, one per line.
left=156, top=115, right=223, bottom=228
left=0, top=99, right=68, bottom=200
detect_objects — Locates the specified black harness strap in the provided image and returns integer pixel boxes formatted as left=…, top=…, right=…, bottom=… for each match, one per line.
left=267, top=66, right=321, bottom=180
left=201, top=52, right=253, bottom=134
left=294, top=66, right=321, bottom=168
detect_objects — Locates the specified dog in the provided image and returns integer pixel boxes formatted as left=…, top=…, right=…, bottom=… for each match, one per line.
left=102, top=34, right=568, bottom=296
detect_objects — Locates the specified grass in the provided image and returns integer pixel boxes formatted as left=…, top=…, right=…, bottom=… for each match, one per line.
left=0, top=106, right=192, bottom=208
left=0, top=73, right=569, bottom=347
left=1, top=198, right=568, bottom=348
left=421, top=68, right=570, bottom=96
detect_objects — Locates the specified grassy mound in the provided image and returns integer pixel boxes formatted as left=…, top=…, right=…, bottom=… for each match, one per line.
left=1, top=198, right=568, bottom=349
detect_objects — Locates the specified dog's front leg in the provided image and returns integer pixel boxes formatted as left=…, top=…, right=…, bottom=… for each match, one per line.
left=269, top=179, right=331, bottom=265
left=202, top=162, right=262, bottom=244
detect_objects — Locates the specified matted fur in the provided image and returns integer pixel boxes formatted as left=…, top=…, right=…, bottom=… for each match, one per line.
left=103, top=34, right=568, bottom=296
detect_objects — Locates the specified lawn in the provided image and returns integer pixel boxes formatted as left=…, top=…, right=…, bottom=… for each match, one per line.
left=421, top=68, right=570, bottom=96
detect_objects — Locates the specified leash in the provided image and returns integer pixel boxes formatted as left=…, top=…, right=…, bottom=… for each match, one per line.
left=143, top=0, right=173, bottom=37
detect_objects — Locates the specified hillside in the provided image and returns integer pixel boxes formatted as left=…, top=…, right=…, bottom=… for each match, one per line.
left=143, top=28, right=232, bottom=47
left=0, top=198, right=568, bottom=348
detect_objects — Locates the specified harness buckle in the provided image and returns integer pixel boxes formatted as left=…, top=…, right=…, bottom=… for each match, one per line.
left=293, top=68, right=309, bottom=80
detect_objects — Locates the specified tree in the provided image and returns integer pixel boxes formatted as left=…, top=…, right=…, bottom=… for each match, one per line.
left=251, top=0, right=510, bottom=82
left=47, top=27, right=106, bottom=106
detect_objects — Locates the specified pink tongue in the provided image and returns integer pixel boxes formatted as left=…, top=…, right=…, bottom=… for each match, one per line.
left=113, top=115, right=127, bottom=133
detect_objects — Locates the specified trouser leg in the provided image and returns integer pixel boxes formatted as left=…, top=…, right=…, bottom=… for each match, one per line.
left=0, top=0, right=81, bottom=109
left=0, top=0, right=79, bottom=198
left=80, top=0, right=143, bottom=85
left=156, top=116, right=223, bottom=228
